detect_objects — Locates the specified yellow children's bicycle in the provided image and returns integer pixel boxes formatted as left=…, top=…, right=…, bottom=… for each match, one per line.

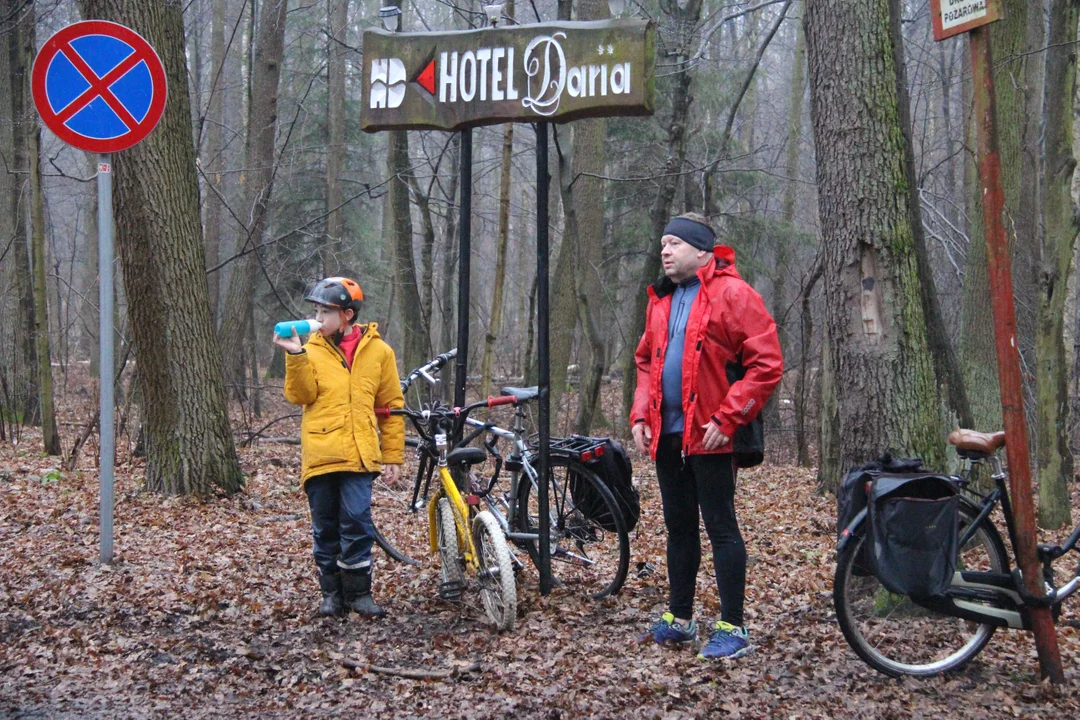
left=377, top=397, right=518, bottom=631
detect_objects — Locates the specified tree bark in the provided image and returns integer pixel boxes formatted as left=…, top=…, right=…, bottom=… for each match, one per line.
left=481, top=123, right=515, bottom=401
left=1034, top=0, right=1078, bottom=530
left=29, top=109, right=61, bottom=455
left=388, top=128, right=428, bottom=374
left=805, top=0, right=947, bottom=476
left=325, top=0, right=349, bottom=277
left=217, top=0, right=289, bottom=387
left=204, top=0, right=227, bottom=318
left=890, top=0, right=973, bottom=429
left=84, top=0, right=243, bottom=496
left=6, top=1, right=40, bottom=426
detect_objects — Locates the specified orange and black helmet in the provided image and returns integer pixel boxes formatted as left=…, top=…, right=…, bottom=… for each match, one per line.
left=305, top=277, right=364, bottom=312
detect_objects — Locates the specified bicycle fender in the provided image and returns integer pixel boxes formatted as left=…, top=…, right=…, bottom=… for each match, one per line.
left=837, top=507, right=868, bottom=553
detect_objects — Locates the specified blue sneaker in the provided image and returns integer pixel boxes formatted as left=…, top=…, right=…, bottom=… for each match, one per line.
left=641, top=612, right=697, bottom=645
left=698, top=621, right=751, bottom=659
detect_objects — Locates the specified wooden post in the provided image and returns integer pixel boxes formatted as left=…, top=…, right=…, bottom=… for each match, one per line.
left=968, top=24, right=1064, bottom=684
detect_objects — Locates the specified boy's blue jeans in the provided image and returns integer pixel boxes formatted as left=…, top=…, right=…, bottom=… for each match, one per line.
left=304, top=471, right=377, bottom=575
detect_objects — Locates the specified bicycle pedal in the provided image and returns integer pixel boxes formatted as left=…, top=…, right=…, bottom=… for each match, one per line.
left=439, top=580, right=467, bottom=601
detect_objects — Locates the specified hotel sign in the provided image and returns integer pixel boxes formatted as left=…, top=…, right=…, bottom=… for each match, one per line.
left=360, top=19, right=655, bottom=132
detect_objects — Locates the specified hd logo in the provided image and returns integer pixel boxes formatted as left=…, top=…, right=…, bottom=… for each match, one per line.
left=369, top=58, right=406, bottom=109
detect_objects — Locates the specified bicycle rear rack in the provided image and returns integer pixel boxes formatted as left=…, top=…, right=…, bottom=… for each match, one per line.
left=533, top=434, right=608, bottom=463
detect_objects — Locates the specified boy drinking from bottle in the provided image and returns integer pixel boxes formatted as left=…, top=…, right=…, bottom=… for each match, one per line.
left=272, top=277, right=405, bottom=617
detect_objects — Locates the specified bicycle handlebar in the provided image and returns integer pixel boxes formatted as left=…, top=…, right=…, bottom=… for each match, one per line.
left=400, top=348, right=458, bottom=392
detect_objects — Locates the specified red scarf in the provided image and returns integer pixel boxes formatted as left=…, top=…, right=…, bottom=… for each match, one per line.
left=337, top=325, right=361, bottom=370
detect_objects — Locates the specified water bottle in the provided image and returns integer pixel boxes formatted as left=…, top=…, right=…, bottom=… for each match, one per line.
left=274, top=319, right=323, bottom=338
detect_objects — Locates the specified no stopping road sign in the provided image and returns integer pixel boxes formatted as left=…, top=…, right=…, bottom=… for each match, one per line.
left=32, top=21, right=167, bottom=153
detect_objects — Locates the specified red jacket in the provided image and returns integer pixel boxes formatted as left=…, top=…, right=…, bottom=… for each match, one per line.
left=630, top=246, right=783, bottom=460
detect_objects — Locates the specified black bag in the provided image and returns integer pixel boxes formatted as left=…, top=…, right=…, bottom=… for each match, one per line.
left=837, top=455, right=924, bottom=576
left=868, top=474, right=959, bottom=599
left=570, top=436, right=640, bottom=533
left=837, top=454, right=924, bottom=538
left=725, top=360, right=764, bottom=468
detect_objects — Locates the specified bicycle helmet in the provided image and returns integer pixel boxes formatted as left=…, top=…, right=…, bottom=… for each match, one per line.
left=304, top=276, right=364, bottom=313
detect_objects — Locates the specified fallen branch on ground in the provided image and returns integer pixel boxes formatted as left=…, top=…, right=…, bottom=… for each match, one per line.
left=340, top=658, right=481, bottom=680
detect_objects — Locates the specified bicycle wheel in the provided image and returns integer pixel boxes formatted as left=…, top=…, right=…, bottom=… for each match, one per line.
left=516, top=455, right=630, bottom=599
left=437, top=498, right=466, bottom=599
left=833, top=501, right=1009, bottom=677
left=472, top=510, right=517, bottom=631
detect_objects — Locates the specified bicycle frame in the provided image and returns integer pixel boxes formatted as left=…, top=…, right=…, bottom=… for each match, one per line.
left=837, top=453, right=1080, bottom=631
left=427, top=432, right=480, bottom=571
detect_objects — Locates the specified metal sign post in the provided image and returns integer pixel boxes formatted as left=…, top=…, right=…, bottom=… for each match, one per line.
left=32, top=20, right=168, bottom=565
left=954, top=12, right=1064, bottom=682
left=535, top=121, right=552, bottom=594
left=97, top=157, right=115, bottom=564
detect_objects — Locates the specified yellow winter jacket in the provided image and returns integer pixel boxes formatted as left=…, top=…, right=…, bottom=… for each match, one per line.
left=283, top=323, right=406, bottom=484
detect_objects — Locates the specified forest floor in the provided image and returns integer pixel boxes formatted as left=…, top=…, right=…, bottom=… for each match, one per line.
left=2, top=371, right=1080, bottom=719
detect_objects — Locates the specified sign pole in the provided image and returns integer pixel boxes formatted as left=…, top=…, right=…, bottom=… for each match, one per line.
left=535, top=121, right=552, bottom=595
left=968, top=24, right=1064, bottom=683
left=454, top=128, right=472, bottom=418
left=98, top=155, right=115, bottom=565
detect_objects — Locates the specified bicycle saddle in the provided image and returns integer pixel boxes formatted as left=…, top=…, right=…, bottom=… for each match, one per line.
left=500, top=386, right=539, bottom=402
left=446, top=447, right=487, bottom=467
left=947, top=428, right=1006, bottom=454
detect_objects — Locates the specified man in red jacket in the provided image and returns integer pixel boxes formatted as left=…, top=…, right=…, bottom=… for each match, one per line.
left=631, top=212, right=782, bottom=659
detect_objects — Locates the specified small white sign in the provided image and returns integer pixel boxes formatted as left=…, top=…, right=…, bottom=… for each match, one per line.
left=98, top=163, right=111, bottom=173
left=941, top=0, right=988, bottom=30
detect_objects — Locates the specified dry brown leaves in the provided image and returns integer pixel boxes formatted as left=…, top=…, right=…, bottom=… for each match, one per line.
left=2, top=382, right=1080, bottom=718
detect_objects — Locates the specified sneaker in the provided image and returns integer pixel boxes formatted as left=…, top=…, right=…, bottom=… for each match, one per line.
left=641, top=612, right=697, bottom=645
left=698, top=621, right=751, bottom=659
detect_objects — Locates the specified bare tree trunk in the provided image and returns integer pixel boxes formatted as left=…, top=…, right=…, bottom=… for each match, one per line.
left=1035, top=0, right=1078, bottom=530
left=325, top=0, right=349, bottom=277
left=84, top=0, right=243, bottom=496
left=795, top=262, right=822, bottom=468
left=568, top=0, right=613, bottom=435
left=388, top=129, right=428, bottom=374
left=439, top=136, right=460, bottom=374
left=890, top=0, right=973, bottom=429
left=7, top=2, right=40, bottom=426
left=217, top=0, right=289, bottom=387
left=204, top=0, right=227, bottom=318
left=481, top=123, right=515, bottom=400
left=29, top=109, right=61, bottom=455
left=806, top=0, right=948, bottom=480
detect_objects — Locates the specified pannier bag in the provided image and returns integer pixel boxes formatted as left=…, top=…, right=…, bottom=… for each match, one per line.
left=552, top=435, right=640, bottom=533
left=837, top=454, right=924, bottom=536
left=868, top=474, right=959, bottom=599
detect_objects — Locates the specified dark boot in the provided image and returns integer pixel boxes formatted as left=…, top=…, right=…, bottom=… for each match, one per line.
left=318, top=573, right=344, bottom=617
left=341, top=569, right=386, bottom=618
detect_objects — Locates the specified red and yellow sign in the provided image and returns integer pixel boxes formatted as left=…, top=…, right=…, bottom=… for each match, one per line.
left=930, top=0, right=1002, bottom=41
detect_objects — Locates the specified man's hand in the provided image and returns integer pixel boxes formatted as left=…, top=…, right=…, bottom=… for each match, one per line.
left=272, top=329, right=303, bottom=354
left=631, top=422, right=652, bottom=455
left=701, top=421, right=730, bottom=451
left=381, top=464, right=403, bottom=487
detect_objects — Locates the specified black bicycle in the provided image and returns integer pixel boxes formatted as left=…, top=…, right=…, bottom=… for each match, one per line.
left=834, top=428, right=1080, bottom=677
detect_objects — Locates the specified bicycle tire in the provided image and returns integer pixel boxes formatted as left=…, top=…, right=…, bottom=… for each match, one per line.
left=473, top=510, right=517, bottom=631
left=371, top=519, right=420, bottom=565
left=515, top=455, right=630, bottom=599
left=833, top=500, right=1009, bottom=677
left=437, top=498, right=465, bottom=595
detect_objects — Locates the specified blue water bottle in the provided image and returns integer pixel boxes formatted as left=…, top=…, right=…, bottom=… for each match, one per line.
left=274, top=319, right=323, bottom=338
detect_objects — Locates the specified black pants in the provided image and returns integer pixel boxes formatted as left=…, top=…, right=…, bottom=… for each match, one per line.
left=656, top=434, right=746, bottom=626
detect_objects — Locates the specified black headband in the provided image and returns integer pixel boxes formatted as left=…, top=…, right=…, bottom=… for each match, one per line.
left=663, top=217, right=715, bottom=252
